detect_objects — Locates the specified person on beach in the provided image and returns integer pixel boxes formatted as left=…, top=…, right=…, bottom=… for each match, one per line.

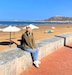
left=21, top=25, right=41, bottom=68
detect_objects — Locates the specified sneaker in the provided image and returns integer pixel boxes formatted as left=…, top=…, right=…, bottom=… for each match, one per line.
left=33, top=61, right=39, bottom=68
left=37, top=60, right=41, bottom=64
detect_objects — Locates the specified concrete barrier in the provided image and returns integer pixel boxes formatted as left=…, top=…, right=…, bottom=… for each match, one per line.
left=0, top=32, right=72, bottom=75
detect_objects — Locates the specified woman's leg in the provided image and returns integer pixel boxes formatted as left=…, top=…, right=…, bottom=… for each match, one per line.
left=25, top=48, right=40, bottom=68
left=25, top=48, right=39, bottom=61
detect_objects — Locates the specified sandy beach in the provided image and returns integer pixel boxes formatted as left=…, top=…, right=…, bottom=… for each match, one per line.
left=0, top=24, right=72, bottom=50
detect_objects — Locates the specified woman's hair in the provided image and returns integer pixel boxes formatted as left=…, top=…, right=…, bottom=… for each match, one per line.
left=26, top=25, right=31, bottom=29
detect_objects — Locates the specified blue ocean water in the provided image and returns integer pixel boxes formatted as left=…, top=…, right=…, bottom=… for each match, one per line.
left=0, top=21, right=72, bottom=26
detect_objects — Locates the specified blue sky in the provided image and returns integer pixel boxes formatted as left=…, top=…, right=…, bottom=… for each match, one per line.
left=0, top=0, right=72, bottom=20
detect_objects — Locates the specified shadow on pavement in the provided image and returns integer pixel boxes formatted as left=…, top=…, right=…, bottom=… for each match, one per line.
left=55, top=35, right=72, bottom=48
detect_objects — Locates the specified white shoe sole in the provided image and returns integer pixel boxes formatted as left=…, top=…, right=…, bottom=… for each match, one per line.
left=33, top=61, right=39, bottom=68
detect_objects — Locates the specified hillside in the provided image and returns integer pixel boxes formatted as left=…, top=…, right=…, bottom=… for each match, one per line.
left=44, top=16, right=72, bottom=21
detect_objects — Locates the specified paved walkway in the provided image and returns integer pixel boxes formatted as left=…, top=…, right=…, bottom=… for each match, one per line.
left=20, top=42, right=72, bottom=75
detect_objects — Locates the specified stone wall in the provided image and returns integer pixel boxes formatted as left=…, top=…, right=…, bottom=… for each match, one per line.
left=0, top=32, right=72, bottom=75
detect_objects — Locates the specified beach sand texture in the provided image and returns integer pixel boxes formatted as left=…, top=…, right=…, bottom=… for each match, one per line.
left=0, top=24, right=72, bottom=50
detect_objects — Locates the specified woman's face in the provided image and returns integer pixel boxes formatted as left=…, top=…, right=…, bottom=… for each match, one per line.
left=26, top=26, right=32, bottom=32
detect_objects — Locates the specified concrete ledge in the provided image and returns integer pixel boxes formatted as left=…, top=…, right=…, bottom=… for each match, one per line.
left=0, top=32, right=72, bottom=75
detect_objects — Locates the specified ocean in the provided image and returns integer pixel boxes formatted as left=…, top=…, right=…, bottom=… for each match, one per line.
left=0, top=21, right=72, bottom=26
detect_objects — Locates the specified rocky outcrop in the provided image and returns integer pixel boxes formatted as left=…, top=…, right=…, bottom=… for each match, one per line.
left=44, top=16, right=72, bottom=21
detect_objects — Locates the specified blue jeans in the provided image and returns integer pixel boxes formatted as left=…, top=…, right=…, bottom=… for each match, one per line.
left=25, top=48, right=39, bottom=61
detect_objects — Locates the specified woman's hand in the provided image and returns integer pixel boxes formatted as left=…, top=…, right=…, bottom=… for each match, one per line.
left=33, top=48, right=36, bottom=50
